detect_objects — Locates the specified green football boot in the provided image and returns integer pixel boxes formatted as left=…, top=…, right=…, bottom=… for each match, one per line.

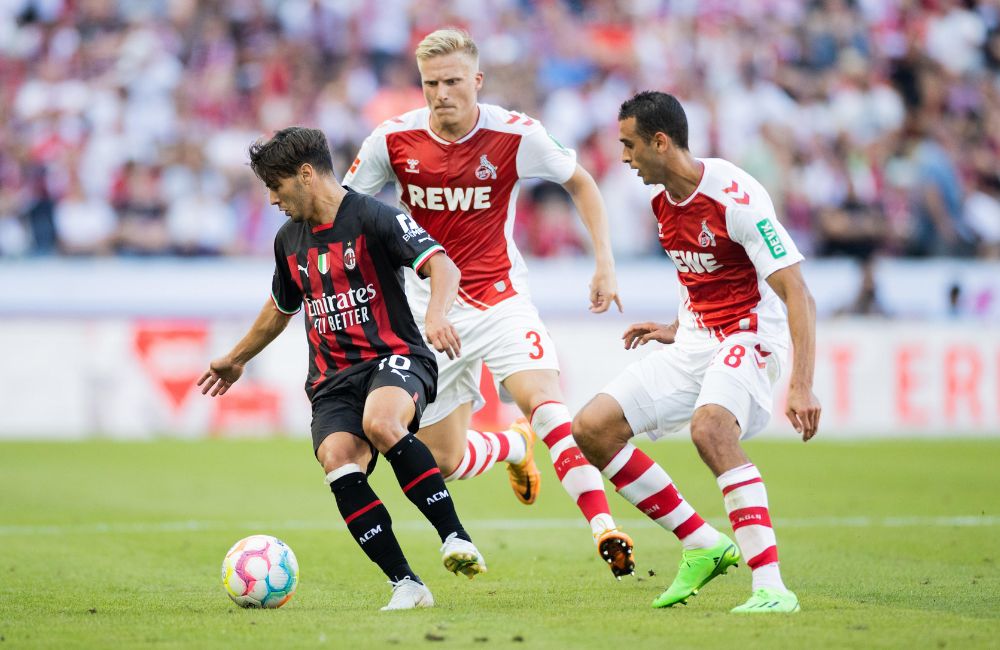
left=652, top=534, right=740, bottom=608
left=730, top=588, right=800, bottom=613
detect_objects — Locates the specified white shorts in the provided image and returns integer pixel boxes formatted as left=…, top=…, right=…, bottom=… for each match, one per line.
left=412, top=293, right=559, bottom=426
left=602, top=333, right=784, bottom=440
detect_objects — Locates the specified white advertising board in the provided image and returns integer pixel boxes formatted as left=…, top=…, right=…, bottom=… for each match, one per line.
left=0, top=318, right=996, bottom=439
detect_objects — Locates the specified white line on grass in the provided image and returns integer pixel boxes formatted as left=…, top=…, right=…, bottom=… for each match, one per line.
left=0, top=515, right=996, bottom=537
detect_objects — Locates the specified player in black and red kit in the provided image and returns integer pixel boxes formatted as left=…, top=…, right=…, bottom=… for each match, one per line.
left=198, top=127, right=485, bottom=611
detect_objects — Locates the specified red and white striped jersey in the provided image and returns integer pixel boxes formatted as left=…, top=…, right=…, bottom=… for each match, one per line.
left=343, top=103, right=577, bottom=310
left=652, top=158, right=803, bottom=349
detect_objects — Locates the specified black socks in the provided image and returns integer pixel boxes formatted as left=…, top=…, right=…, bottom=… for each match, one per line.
left=329, top=472, right=420, bottom=584
left=386, top=434, right=471, bottom=543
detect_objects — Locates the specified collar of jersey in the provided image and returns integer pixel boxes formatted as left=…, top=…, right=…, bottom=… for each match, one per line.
left=663, top=158, right=707, bottom=207
left=425, top=105, right=484, bottom=145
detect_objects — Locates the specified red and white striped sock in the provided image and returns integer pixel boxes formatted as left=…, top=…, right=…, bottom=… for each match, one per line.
left=602, top=443, right=720, bottom=549
left=532, top=401, right=616, bottom=537
left=717, top=463, right=786, bottom=592
left=443, top=429, right=526, bottom=482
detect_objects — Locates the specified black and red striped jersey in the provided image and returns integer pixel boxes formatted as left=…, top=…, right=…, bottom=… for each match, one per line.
left=270, top=189, right=443, bottom=400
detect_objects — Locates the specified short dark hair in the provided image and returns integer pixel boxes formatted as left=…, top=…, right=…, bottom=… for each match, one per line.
left=248, top=127, right=334, bottom=188
left=618, top=91, right=689, bottom=150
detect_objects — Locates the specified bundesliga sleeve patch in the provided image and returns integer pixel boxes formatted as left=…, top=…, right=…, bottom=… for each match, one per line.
left=755, top=218, right=787, bottom=259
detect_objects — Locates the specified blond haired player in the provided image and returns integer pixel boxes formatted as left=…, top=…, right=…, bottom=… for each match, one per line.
left=343, top=28, right=634, bottom=576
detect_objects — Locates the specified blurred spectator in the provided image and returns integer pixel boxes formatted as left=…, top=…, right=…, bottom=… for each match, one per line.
left=53, top=174, right=117, bottom=255
left=22, top=167, right=57, bottom=255
left=835, top=257, right=889, bottom=317
left=113, top=162, right=170, bottom=255
left=813, top=135, right=887, bottom=258
left=904, top=124, right=976, bottom=256
left=964, top=172, right=1000, bottom=258
left=519, top=184, right=587, bottom=258
left=164, top=181, right=239, bottom=256
left=0, top=0, right=996, bottom=263
left=0, top=191, right=30, bottom=257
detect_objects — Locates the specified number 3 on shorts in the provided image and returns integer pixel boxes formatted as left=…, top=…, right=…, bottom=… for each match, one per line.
left=525, top=330, right=544, bottom=360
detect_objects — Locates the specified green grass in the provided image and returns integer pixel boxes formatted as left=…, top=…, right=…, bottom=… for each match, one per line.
left=1, top=438, right=998, bottom=649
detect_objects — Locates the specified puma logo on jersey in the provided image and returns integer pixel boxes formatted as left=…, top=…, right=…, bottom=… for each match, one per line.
left=297, top=264, right=309, bottom=277
left=407, top=184, right=491, bottom=211
left=666, top=250, right=723, bottom=274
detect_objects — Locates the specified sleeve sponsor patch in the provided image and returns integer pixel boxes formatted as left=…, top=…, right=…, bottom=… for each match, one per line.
left=755, top=218, right=787, bottom=259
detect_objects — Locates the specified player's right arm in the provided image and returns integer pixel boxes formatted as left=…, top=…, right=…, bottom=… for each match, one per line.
left=198, top=301, right=293, bottom=397
left=622, top=319, right=679, bottom=349
left=199, top=233, right=302, bottom=397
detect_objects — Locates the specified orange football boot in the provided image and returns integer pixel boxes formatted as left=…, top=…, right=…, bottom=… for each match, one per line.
left=506, top=419, right=541, bottom=505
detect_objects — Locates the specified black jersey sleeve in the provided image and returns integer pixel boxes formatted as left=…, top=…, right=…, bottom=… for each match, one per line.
left=371, top=200, right=444, bottom=274
left=270, top=233, right=303, bottom=314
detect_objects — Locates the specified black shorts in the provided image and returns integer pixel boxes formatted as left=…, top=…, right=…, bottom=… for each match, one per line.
left=310, top=354, right=436, bottom=473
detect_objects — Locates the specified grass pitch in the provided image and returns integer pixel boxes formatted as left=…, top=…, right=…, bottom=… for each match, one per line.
left=1, top=437, right=998, bottom=649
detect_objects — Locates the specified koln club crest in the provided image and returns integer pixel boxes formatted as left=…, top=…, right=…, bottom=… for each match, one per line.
left=343, top=243, right=356, bottom=271
left=698, top=219, right=717, bottom=248
left=475, top=154, right=497, bottom=180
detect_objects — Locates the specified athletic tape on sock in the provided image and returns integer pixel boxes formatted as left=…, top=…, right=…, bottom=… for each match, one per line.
left=325, top=463, right=364, bottom=485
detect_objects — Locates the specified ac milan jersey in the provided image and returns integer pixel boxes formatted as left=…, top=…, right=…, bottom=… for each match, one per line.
left=270, top=190, right=443, bottom=400
left=652, top=158, right=804, bottom=348
left=343, top=103, right=577, bottom=310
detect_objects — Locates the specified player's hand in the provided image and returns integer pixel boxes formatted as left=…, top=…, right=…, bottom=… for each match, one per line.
left=425, top=312, right=461, bottom=360
left=786, top=385, right=821, bottom=441
left=622, top=321, right=677, bottom=349
left=197, top=356, right=244, bottom=397
left=589, top=265, right=622, bottom=314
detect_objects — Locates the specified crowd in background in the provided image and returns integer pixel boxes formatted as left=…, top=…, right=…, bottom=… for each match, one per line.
left=1, top=0, right=999, bottom=261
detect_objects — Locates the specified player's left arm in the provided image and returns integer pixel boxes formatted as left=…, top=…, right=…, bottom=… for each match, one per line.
left=561, top=164, right=622, bottom=314
left=766, top=264, right=821, bottom=441
left=418, top=251, right=462, bottom=360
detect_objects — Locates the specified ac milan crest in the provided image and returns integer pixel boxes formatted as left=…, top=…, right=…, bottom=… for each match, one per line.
left=475, top=154, right=497, bottom=180
left=344, top=244, right=356, bottom=270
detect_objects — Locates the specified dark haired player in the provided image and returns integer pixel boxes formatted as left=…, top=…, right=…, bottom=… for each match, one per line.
left=198, top=127, right=485, bottom=611
left=573, top=92, right=821, bottom=613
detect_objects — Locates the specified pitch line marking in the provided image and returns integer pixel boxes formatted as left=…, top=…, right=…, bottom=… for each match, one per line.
left=0, top=515, right=997, bottom=537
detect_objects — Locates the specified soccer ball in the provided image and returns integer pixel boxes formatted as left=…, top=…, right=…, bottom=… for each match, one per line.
left=221, top=534, right=299, bottom=608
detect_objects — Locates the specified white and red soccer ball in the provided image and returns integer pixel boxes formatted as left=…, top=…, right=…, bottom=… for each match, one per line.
left=221, top=534, right=299, bottom=608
